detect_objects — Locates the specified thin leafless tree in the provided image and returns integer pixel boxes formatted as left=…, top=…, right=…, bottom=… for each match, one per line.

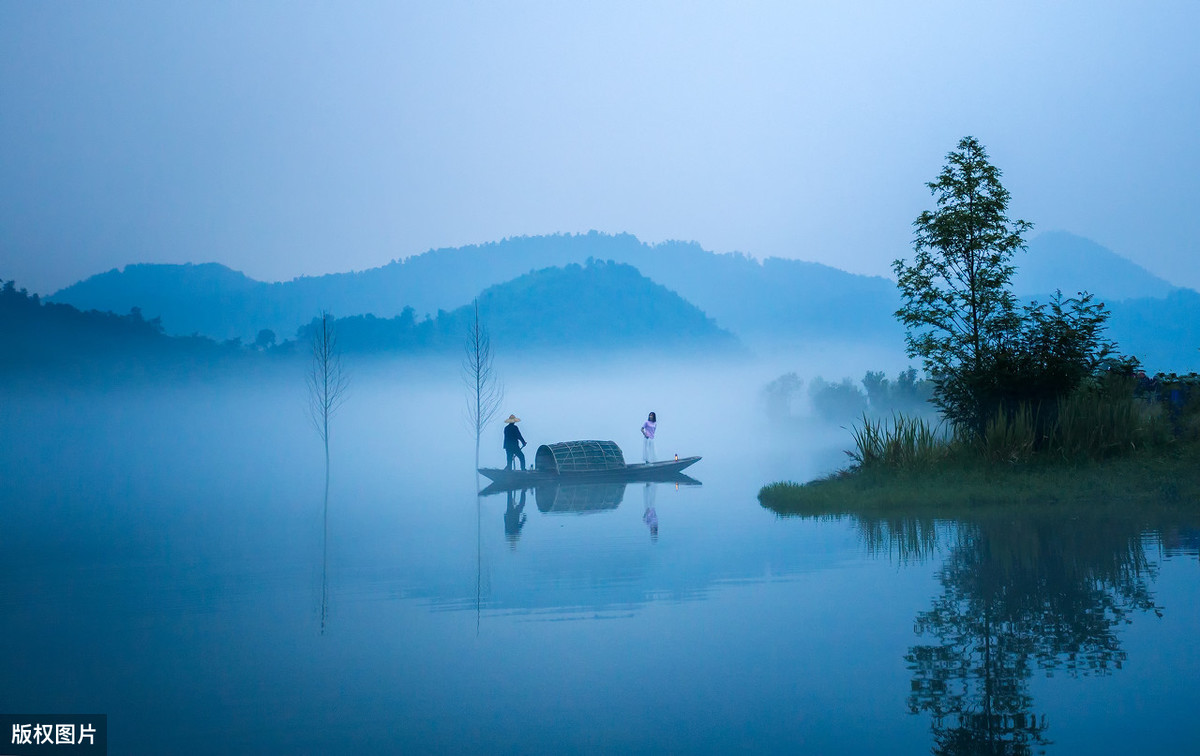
left=306, top=311, right=349, bottom=633
left=307, top=311, right=351, bottom=479
left=462, top=298, right=503, bottom=469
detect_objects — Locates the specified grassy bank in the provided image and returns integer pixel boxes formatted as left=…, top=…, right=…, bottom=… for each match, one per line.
left=761, top=377, right=1200, bottom=517
left=760, top=439, right=1200, bottom=518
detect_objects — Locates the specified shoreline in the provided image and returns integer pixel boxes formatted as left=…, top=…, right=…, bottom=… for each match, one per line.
left=758, top=441, right=1200, bottom=518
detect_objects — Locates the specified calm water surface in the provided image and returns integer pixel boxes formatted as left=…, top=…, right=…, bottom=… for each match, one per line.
left=2, top=368, right=1198, bottom=754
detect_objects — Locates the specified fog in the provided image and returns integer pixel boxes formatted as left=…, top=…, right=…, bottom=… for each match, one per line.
left=3, top=350, right=919, bottom=753
left=5, top=4, right=1198, bottom=296
left=1, top=347, right=899, bottom=623
left=7, top=345, right=1200, bottom=754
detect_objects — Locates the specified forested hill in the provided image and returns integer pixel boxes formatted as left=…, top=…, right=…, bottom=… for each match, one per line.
left=0, top=280, right=232, bottom=379
left=49, top=262, right=276, bottom=342
left=3, top=262, right=736, bottom=381
left=51, top=232, right=901, bottom=344
left=294, top=260, right=740, bottom=355
left=44, top=230, right=1197, bottom=369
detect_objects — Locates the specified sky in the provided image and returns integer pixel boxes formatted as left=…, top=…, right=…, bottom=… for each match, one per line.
left=2, top=0, right=1198, bottom=296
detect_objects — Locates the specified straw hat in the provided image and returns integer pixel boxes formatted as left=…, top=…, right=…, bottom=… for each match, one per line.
left=505, top=414, right=521, bottom=424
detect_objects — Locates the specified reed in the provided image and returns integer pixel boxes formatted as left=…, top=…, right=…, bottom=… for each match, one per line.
left=1049, top=388, right=1167, bottom=460
left=762, top=379, right=1200, bottom=516
left=842, top=384, right=1176, bottom=471
left=847, top=412, right=952, bottom=471
left=977, top=403, right=1037, bottom=464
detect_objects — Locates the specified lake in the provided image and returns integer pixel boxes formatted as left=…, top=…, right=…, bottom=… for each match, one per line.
left=2, top=360, right=1198, bottom=754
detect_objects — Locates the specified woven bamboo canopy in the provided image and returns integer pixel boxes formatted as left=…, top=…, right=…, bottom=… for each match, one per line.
left=534, top=440, right=626, bottom=473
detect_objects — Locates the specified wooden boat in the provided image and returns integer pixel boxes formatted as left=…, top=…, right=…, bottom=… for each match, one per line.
left=478, top=440, right=700, bottom=488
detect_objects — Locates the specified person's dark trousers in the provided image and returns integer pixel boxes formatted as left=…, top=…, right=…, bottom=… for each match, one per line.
left=506, top=448, right=526, bottom=471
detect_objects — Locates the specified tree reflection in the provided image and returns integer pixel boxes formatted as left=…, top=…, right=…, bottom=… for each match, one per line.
left=906, top=515, right=1156, bottom=755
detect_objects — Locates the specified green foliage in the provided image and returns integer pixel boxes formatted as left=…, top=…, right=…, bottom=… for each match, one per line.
left=1148, top=372, right=1200, bottom=440
left=1049, top=383, right=1169, bottom=459
left=894, top=137, right=1125, bottom=436
left=986, top=291, right=1116, bottom=433
left=847, top=413, right=951, bottom=470
left=976, top=403, right=1037, bottom=464
left=894, top=136, right=1032, bottom=432
left=839, top=377, right=1179, bottom=474
left=758, top=439, right=1200, bottom=516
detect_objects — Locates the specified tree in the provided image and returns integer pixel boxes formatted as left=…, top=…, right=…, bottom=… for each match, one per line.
left=462, top=298, right=503, bottom=469
left=1001, top=291, right=1114, bottom=413
left=306, top=311, right=348, bottom=632
left=255, top=328, right=276, bottom=350
left=306, top=311, right=350, bottom=485
left=762, top=372, right=803, bottom=420
left=894, top=136, right=1033, bottom=433
left=907, top=513, right=1153, bottom=754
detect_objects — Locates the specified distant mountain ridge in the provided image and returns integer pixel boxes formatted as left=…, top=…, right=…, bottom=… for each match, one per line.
left=303, top=260, right=739, bottom=354
left=42, top=230, right=1198, bottom=371
left=1014, top=231, right=1177, bottom=301
left=1106, top=288, right=1200, bottom=372
left=51, top=232, right=902, bottom=345
left=1, top=262, right=736, bottom=381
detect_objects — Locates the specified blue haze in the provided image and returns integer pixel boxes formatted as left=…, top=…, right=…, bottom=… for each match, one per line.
left=2, top=2, right=1198, bottom=295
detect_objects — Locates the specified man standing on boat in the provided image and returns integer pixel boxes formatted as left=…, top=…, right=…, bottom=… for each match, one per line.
left=503, top=414, right=527, bottom=471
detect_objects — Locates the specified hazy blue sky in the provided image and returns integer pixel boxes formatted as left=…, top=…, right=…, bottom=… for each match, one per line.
left=2, top=1, right=1197, bottom=295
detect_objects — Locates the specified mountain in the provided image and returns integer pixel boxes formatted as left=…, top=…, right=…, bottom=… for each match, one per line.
left=1106, top=288, right=1200, bottom=373
left=0, top=280, right=233, bottom=380
left=51, top=233, right=901, bottom=345
left=49, top=263, right=278, bottom=342
left=45, top=231, right=1198, bottom=370
left=1005, top=232, right=1195, bottom=371
left=1014, top=232, right=1177, bottom=301
left=297, top=260, right=740, bottom=355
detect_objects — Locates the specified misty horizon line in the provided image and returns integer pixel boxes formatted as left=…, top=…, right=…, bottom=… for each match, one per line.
left=26, top=226, right=1180, bottom=298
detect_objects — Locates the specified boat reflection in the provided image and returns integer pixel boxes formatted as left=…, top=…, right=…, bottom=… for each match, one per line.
left=534, top=480, right=627, bottom=513
left=480, top=472, right=701, bottom=515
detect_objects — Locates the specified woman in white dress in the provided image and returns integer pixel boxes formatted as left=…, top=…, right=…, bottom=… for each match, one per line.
left=640, top=411, right=657, bottom=463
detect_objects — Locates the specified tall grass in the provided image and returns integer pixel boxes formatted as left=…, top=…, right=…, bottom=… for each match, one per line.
left=977, top=403, right=1037, bottom=464
left=1050, top=387, right=1169, bottom=459
left=847, top=387, right=1175, bottom=471
left=847, top=413, right=951, bottom=470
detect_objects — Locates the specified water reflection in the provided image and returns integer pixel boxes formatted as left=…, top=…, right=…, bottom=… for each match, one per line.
left=1161, top=526, right=1200, bottom=558
left=479, top=474, right=700, bottom=523
left=534, top=481, right=627, bottom=513
left=503, top=489, right=527, bottom=548
left=642, top=483, right=658, bottom=543
left=764, top=498, right=1200, bottom=755
left=907, top=514, right=1157, bottom=755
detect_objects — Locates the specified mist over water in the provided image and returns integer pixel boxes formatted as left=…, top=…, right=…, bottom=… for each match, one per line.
left=3, top=349, right=1198, bottom=753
